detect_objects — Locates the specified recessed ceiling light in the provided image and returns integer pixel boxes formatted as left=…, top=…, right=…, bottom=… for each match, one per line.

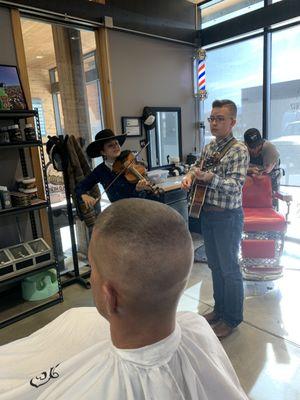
left=36, top=55, right=44, bottom=59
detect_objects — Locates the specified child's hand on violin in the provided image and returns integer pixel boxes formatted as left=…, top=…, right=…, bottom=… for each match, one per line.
left=81, top=194, right=97, bottom=208
left=136, top=179, right=150, bottom=192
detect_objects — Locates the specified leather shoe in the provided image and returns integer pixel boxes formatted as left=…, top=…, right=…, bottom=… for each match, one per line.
left=202, top=311, right=221, bottom=325
left=213, top=321, right=233, bottom=339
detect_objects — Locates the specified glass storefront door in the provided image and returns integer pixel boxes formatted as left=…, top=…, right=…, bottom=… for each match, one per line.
left=270, top=24, right=300, bottom=242
left=21, top=18, right=103, bottom=273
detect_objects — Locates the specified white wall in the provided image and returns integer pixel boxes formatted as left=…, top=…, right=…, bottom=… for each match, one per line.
left=108, top=30, right=196, bottom=162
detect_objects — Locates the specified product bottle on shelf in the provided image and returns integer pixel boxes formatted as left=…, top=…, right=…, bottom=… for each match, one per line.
left=24, top=124, right=36, bottom=141
left=0, top=186, right=12, bottom=209
left=9, top=124, right=23, bottom=142
left=0, top=127, right=10, bottom=144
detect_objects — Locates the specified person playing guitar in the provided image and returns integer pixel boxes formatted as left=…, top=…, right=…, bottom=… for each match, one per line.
left=181, top=99, right=249, bottom=339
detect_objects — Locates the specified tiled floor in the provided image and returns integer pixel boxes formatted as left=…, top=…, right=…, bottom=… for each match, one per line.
left=179, top=262, right=300, bottom=400
left=1, top=242, right=300, bottom=400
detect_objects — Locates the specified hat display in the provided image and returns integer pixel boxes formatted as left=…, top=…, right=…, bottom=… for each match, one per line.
left=244, top=128, right=264, bottom=148
left=86, top=129, right=127, bottom=158
left=142, top=107, right=156, bottom=130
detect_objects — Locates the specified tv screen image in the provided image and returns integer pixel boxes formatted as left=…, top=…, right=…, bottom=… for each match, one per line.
left=0, top=65, right=27, bottom=111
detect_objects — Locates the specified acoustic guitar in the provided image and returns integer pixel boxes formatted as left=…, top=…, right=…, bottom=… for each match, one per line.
left=189, top=138, right=237, bottom=219
left=189, top=156, right=215, bottom=219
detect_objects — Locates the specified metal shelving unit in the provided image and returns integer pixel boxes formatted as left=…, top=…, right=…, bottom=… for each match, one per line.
left=0, top=140, right=42, bottom=150
left=0, top=200, right=48, bottom=217
left=0, top=110, right=63, bottom=328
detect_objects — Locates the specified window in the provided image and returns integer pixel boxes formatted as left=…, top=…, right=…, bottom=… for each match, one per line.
left=49, top=68, right=64, bottom=135
left=203, top=36, right=264, bottom=142
left=269, top=24, right=300, bottom=187
left=83, top=52, right=103, bottom=139
left=21, top=18, right=104, bottom=271
left=50, top=51, right=103, bottom=140
left=32, top=98, right=47, bottom=136
left=200, top=0, right=264, bottom=29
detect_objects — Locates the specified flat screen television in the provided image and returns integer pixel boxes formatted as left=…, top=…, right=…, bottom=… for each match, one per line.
left=0, top=65, right=27, bottom=111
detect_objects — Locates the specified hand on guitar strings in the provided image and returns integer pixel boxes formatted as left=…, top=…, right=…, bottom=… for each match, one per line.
left=194, top=168, right=214, bottom=183
left=181, top=169, right=214, bottom=191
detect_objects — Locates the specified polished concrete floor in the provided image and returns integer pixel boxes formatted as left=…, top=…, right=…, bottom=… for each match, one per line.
left=1, top=241, right=300, bottom=400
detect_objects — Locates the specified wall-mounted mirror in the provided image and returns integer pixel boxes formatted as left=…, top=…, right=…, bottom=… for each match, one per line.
left=146, top=107, right=182, bottom=170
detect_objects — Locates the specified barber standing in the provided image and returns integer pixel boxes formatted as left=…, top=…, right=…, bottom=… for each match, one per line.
left=182, top=99, right=249, bottom=339
left=244, top=128, right=281, bottom=192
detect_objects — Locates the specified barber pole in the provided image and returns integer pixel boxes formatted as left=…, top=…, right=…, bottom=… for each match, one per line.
left=193, top=48, right=207, bottom=152
left=194, top=48, right=207, bottom=100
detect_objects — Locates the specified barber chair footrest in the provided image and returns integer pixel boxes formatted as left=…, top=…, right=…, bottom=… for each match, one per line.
left=242, top=265, right=283, bottom=281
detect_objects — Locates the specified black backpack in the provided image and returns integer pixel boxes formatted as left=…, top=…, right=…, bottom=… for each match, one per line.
left=46, top=135, right=68, bottom=171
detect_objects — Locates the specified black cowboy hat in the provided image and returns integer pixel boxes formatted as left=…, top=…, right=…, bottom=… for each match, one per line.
left=86, top=129, right=127, bottom=158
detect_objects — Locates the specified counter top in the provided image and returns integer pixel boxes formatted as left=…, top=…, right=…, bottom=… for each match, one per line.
left=156, top=176, right=184, bottom=192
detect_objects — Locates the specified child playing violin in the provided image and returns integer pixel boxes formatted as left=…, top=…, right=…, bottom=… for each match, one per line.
left=75, top=129, right=149, bottom=208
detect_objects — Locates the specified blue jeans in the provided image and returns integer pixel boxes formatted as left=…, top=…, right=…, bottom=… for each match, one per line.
left=201, top=207, right=244, bottom=327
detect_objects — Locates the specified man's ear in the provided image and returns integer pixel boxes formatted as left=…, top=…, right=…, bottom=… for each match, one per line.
left=231, top=118, right=237, bottom=129
left=102, top=282, right=118, bottom=316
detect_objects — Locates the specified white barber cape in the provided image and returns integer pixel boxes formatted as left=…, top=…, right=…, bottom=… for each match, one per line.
left=0, top=308, right=248, bottom=400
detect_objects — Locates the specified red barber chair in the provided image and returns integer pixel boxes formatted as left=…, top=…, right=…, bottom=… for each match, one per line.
left=241, top=175, right=292, bottom=281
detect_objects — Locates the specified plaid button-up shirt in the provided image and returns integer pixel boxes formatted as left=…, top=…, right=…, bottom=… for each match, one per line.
left=192, top=133, right=249, bottom=209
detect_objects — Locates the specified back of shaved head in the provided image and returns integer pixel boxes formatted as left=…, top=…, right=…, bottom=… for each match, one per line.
left=90, top=199, right=193, bottom=315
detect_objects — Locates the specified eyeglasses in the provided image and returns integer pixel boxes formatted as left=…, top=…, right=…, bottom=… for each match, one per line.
left=207, top=116, right=229, bottom=123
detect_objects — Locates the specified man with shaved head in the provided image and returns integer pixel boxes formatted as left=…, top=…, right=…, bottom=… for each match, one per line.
left=0, top=199, right=248, bottom=400
left=89, top=198, right=193, bottom=347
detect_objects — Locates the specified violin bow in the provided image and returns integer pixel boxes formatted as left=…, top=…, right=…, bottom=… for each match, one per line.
left=94, top=142, right=150, bottom=204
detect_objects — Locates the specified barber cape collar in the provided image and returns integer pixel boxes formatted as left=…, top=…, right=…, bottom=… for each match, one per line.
left=86, top=129, right=127, bottom=158
left=112, top=324, right=182, bottom=367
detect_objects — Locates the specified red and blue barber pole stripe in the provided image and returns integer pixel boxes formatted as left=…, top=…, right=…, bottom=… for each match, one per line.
left=198, top=59, right=206, bottom=92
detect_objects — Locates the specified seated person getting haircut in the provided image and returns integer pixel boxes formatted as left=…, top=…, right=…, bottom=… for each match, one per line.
left=0, top=199, right=248, bottom=400
left=244, top=128, right=281, bottom=192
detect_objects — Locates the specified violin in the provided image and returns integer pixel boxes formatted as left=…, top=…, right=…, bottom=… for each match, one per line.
left=113, top=150, right=146, bottom=183
left=113, top=150, right=163, bottom=196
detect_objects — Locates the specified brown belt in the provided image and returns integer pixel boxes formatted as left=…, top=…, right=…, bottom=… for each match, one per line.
left=203, top=204, right=225, bottom=212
